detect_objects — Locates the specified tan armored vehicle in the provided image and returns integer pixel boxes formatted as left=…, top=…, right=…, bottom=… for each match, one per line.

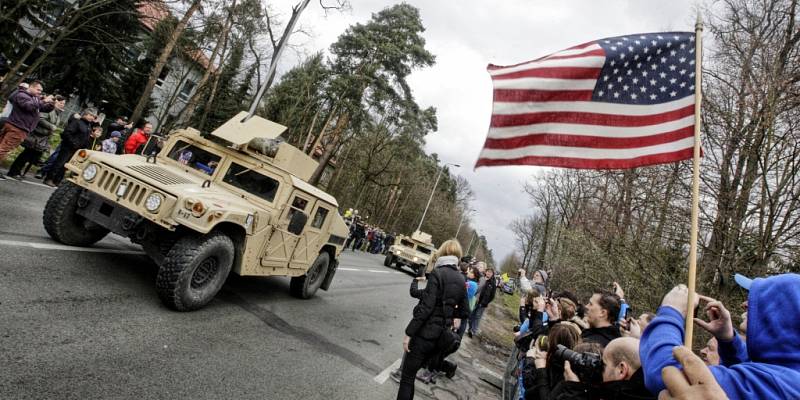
left=384, top=230, right=436, bottom=276
left=42, top=112, right=350, bottom=311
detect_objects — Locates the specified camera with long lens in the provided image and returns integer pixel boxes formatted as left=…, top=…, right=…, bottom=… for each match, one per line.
left=553, top=344, right=604, bottom=384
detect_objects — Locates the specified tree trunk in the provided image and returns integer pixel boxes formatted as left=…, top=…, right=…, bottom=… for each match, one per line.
left=197, top=21, right=234, bottom=131
left=308, top=113, right=349, bottom=186
left=537, top=202, right=551, bottom=270
left=176, top=1, right=234, bottom=128
left=129, top=0, right=202, bottom=125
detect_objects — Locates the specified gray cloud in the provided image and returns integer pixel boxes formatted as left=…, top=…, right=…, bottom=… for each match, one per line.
left=271, top=0, right=696, bottom=261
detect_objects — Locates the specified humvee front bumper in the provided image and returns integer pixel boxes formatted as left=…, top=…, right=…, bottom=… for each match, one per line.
left=75, top=189, right=164, bottom=241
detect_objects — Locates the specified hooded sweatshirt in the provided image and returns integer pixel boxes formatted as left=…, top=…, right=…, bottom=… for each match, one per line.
left=640, top=273, right=800, bottom=399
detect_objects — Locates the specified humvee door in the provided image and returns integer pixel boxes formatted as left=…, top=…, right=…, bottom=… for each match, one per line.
left=261, top=190, right=315, bottom=272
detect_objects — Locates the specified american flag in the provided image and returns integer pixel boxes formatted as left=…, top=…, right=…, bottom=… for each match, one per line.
left=476, top=32, right=698, bottom=169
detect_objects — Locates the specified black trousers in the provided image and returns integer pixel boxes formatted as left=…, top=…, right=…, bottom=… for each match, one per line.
left=45, top=146, right=77, bottom=184
left=396, top=337, right=437, bottom=400
left=8, top=147, right=43, bottom=177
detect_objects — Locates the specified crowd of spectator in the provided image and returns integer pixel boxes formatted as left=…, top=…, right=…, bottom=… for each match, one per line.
left=509, top=267, right=800, bottom=400
left=0, top=80, right=160, bottom=185
left=343, top=209, right=395, bottom=254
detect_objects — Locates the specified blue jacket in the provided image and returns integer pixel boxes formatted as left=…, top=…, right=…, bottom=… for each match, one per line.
left=640, top=274, right=800, bottom=399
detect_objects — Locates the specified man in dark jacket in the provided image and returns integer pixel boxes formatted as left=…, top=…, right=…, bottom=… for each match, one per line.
left=582, top=290, right=622, bottom=348
left=7, top=95, right=65, bottom=179
left=44, top=107, right=98, bottom=186
left=397, top=246, right=469, bottom=400
left=548, top=337, right=654, bottom=399
left=469, top=266, right=497, bottom=337
left=0, top=81, right=54, bottom=172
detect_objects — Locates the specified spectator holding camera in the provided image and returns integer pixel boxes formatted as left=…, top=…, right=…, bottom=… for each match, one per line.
left=582, top=289, right=622, bottom=348
left=640, top=273, right=800, bottom=399
left=523, top=323, right=581, bottom=399
left=556, top=337, right=654, bottom=399
left=520, top=268, right=549, bottom=296
left=0, top=80, right=55, bottom=169
left=6, top=94, right=65, bottom=180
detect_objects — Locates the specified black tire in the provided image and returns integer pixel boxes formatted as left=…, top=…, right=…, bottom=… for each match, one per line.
left=290, top=252, right=330, bottom=299
left=142, top=237, right=177, bottom=266
left=156, top=231, right=234, bottom=311
left=43, top=181, right=109, bottom=246
left=383, top=254, right=394, bottom=267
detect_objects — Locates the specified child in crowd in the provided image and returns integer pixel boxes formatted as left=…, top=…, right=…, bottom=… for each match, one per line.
left=102, top=131, right=122, bottom=154
left=466, top=267, right=479, bottom=312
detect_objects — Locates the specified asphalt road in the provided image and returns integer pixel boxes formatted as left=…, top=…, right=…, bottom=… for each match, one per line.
left=0, top=178, right=423, bottom=400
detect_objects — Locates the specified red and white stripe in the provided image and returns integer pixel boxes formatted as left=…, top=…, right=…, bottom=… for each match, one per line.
left=477, top=42, right=696, bottom=170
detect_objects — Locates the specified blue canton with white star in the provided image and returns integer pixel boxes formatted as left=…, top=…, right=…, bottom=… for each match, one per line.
left=592, top=32, right=695, bottom=105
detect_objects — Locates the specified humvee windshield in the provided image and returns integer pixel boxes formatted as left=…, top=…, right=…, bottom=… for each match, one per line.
left=400, top=239, right=414, bottom=247
left=168, top=140, right=222, bottom=175
left=223, top=162, right=280, bottom=202
left=416, top=246, right=433, bottom=255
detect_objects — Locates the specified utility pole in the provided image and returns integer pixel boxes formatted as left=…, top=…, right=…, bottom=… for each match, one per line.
left=466, top=230, right=479, bottom=256
left=455, top=208, right=475, bottom=240
left=416, top=162, right=459, bottom=232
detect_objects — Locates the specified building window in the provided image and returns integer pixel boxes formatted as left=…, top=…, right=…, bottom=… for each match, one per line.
left=178, top=80, right=196, bottom=102
left=156, top=67, right=170, bottom=87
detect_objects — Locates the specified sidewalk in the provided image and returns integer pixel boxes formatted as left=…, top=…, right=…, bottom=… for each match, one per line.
left=397, top=298, right=516, bottom=400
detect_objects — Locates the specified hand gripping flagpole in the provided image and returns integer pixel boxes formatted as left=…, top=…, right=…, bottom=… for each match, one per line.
left=684, top=14, right=703, bottom=348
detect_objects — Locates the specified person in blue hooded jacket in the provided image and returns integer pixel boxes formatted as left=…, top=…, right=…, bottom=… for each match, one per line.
left=640, top=273, right=800, bottom=399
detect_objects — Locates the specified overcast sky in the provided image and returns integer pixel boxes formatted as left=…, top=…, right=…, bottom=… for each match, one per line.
left=270, top=0, right=699, bottom=261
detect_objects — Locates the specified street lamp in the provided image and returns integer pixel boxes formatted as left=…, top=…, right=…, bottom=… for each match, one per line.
left=416, top=162, right=460, bottom=232
left=455, top=208, right=476, bottom=238
left=466, top=230, right=480, bottom=256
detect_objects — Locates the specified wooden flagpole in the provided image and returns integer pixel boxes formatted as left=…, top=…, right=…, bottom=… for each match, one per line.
left=684, top=14, right=703, bottom=348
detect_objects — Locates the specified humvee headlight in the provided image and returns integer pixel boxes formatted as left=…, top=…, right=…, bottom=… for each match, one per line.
left=82, top=164, right=98, bottom=181
left=413, top=256, right=419, bottom=262
left=145, top=193, right=163, bottom=212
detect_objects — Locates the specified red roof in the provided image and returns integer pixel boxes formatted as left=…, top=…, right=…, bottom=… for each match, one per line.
left=136, top=1, right=214, bottom=72
left=137, top=2, right=169, bottom=32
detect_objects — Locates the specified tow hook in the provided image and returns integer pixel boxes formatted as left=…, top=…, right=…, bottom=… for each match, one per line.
left=122, top=214, right=143, bottom=232
left=77, top=190, right=91, bottom=208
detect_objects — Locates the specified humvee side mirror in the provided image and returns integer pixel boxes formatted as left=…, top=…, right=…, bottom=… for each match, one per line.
left=287, top=211, right=308, bottom=235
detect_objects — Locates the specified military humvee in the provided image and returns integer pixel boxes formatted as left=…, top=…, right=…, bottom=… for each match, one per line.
left=384, top=230, right=436, bottom=276
left=42, top=112, right=350, bottom=311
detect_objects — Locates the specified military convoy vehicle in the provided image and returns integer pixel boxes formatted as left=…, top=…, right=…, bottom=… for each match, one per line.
left=42, top=112, right=350, bottom=311
left=384, top=230, right=436, bottom=276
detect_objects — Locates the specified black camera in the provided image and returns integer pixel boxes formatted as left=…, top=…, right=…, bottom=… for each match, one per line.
left=553, top=344, right=604, bottom=384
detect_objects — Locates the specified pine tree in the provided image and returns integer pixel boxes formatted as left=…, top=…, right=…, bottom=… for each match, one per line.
left=34, top=0, right=141, bottom=109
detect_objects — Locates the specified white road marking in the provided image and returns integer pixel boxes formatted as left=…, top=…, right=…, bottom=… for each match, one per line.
left=339, top=267, right=402, bottom=275
left=373, top=357, right=403, bottom=384
left=0, top=177, right=54, bottom=189
left=0, top=239, right=144, bottom=255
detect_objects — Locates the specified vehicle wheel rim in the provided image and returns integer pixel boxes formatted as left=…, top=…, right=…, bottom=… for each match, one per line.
left=191, top=257, right=219, bottom=289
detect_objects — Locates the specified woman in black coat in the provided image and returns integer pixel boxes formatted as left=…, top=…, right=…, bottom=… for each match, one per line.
left=396, top=239, right=470, bottom=400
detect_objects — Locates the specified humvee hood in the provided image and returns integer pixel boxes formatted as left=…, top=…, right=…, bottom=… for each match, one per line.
left=90, top=153, right=254, bottom=211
